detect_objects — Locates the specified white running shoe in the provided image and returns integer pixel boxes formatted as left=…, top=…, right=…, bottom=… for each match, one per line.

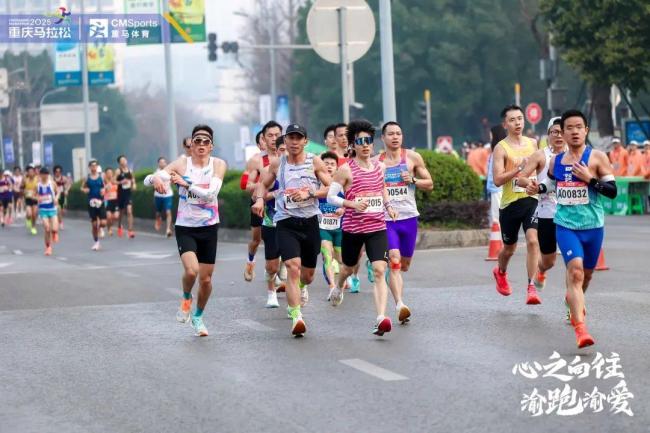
left=91, top=241, right=100, bottom=251
left=328, top=287, right=343, bottom=307
left=266, top=291, right=280, bottom=308
left=300, top=286, right=309, bottom=306
left=99, top=227, right=105, bottom=239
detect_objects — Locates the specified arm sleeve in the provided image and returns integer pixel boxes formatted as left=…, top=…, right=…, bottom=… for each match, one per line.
left=143, top=170, right=171, bottom=186
left=188, top=177, right=223, bottom=200
left=589, top=177, right=617, bottom=199
left=239, top=172, right=249, bottom=190
left=539, top=176, right=555, bottom=194
left=327, top=182, right=345, bottom=207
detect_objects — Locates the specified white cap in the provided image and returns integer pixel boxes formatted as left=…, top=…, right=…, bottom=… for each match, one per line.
left=612, top=137, right=621, bottom=144
left=629, top=140, right=639, bottom=146
left=3, top=170, right=10, bottom=176
left=643, top=140, right=650, bottom=146
left=547, top=116, right=561, bottom=132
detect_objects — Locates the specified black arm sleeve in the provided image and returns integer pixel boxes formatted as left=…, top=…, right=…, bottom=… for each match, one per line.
left=589, top=178, right=617, bottom=199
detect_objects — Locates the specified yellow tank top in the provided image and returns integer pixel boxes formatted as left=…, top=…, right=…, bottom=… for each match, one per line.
left=24, top=176, right=38, bottom=199
left=499, top=137, right=538, bottom=209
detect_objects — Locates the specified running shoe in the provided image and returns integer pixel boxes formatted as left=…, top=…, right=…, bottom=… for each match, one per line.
left=244, top=261, right=255, bottom=282
left=332, top=259, right=340, bottom=275
left=30, top=227, right=37, bottom=235
left=176, top=297, right=192, bottom=323
left=191, top=315, right=209, bottom=337
left=117, top=226, right=124, bottom=238
left=52, top=232, right=60, bottom=243
left=154, top=216, right=161, bottom=231
left=99, top=228, right=105, bottom=239
left=565, top=298, right=587, bottom=325
left=573, top=322, right=595, bottom=348
left=397, top=304, right=411, bottom=324
left=275, top=275, right=286, bottom=293
left=128, top=230, right=135, bottom=239
left=166, top=229, right=173, bottom=238
left=366, top=260, right=374, bottom=283
left=372, top=316, right=392, bottom=336
left=349, top=275, right=360, bottom=293
left=300, top=285, right=309, bottom=307
left=25, top=219, right=31, bottom=229
left=328, top=287, right=343, bottom=306
left=533, top=271, right=546, bottom=291
left=44, top=246, right=52, bottom=256
left=266, top=291, right=279, bottom=308
left=492, top=266, right=512, bottom=296
left=91, top=241, right=101, bottom=251
left=526, top=284, right=542, bottom=305
left=291, top=315, right=306, bottom=337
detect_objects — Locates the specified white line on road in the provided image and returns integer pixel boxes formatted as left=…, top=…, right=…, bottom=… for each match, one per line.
left=0, top=262, right=13, bottom=268
left=12, top=249, right=23, bottom=255
left=55, top=257, right=68, bottom=261
left=339, top=358, right=408, bottom=381
left=120, top=271, right=140, bottom=278
left=235, top=318, right=274, bottom=332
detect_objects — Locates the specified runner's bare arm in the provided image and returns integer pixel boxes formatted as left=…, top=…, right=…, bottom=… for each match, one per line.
left=245, top=154, right=261, bottom=194
left=313, top=156, right=332, bottom=187
left=410, top=151, right=433, bottom=191
left=517, top=150, right=544, bottom=187
left=493, top=144, right=526, bottom=187
left=251, top=157, right=279, bottom=217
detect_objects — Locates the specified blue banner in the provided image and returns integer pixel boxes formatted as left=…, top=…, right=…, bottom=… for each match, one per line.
left=3, top=138, right=14, bottom=165
left=276, top=95, right=290, bottom=130
left=44, top=142, right=54, bottom=166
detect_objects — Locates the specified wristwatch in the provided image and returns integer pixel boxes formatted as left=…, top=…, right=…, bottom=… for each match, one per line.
left=308, top=190, right=315, bottom=199
left=411, top=176, right=418, bottom=185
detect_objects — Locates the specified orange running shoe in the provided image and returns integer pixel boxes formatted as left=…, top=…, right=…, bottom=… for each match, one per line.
left=176, top=297, right=192, bottom=323
left=244, top=261, right=255, bottom=282
left=117, top=226, right=124, bottom=238
left=533, top=271, right=546, bottom=291
left=573, top=322, right=595, bottom=348
left=128, top=230, right=135, bottom=239
left=492, top=266, right=512, bottom=296
left=526, top=284, right=542, bottom=305
left=44, top=245, right=52, bottom=256
left=52, top=232, right=60, bottom=243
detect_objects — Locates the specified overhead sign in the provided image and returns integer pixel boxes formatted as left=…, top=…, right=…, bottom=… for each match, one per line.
left=306, top=0, right=376, bottom=64
left=169, top=0, right=206, bottom=43
left=525, top=102, right=543, bottom=125
left=125, top=0, right=163, bottom=45
left=87, top=43, right=115, bottom=85
left=41, top=103, right=100, bottom=135
left=44, top=142, right=54, bottom=166
left=54, top=42, right=81, bottom=86
left=32, top=141, right=41, bottom=165
left=3, top=138, right=14, bottom=164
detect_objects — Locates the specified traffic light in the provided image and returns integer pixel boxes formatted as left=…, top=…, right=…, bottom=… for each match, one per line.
left=207, top=33, right=217, bottom=62
left=418, top=101, right=427, bottom=125
left=222, top=41, right=239, bottom=54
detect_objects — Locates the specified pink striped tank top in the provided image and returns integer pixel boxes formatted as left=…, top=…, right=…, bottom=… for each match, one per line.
left=342, top=159, right=386, bottom=234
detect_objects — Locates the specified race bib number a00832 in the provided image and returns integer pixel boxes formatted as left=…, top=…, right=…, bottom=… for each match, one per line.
left=556, top=181, right=589, bottom=205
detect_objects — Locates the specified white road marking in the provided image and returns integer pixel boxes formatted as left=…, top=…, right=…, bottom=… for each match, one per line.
left=120, top=271, right=140, bottom=278
left=235, top=318, right=274, bottom=332
left=339, top=358, right=408, bottom=381
left=124, top=251, right=173, bottom=260
left=12, top=250, right=23, bottom=255
left=55, top=257, right=68, bottom=261
left=0, top=262, right=13, bottom=269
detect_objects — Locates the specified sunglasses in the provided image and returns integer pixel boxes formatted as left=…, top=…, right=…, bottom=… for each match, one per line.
left=192, top=137, right=213, bottom=146
left=354, top=136, right=374, bottom=146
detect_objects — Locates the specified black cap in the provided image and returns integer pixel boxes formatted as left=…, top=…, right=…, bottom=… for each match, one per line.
left=285, top=123, right=307, bottom=137
left=39, top=167, right=49, bottom=174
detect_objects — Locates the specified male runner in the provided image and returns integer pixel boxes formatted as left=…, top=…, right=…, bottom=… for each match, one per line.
left=323, top=124, right=337, bottom=152
left=81, top=160, right=106, bottom=251
left=153, top=157, right=174, bottom=237
left=526, top=110, right=616, bottom=348
left=115, top=155, right=136, bottom=238
left=36, top=167, right=60, bottom=255
left=241, top=128, right=271, bottom=281
left=103, top=168, right=119, bottom=236
left=12, top=166, right=24, bottom=218
left=0, top=170, right=14, bottom=227
left=252, top=123, right=331, bottom=337
left=146, top=125, right=227, bottom=337
left=22, top=164, right=38, bottom=235
left=327, top=119, right=398, bottom=336
left=378, top=121, right=433, bottom=324
left=52, top=165, right=71, bottom=230
left=491, top=105, right=541, bottom=305
left=516, top=117, right=566, bottom=291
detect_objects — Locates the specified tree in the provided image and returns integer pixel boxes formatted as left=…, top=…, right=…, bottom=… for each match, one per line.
left=540, top=0, right=650, bottom=136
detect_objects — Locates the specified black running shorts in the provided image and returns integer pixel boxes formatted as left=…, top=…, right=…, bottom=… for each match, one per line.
left=275, top=216, right=320, bottom=269
left=341, top=230, right=388, bottom=267
left=175, top=224, right=219, bottom=264
left=499, top=197, right=539, bottom=245
left=537, top=217, right=557, bottom=255
left=262, top=225, right=280, bottom=261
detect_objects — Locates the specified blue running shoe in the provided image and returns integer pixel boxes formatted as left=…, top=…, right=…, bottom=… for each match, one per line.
left=349, top=275, right=360, bottom=293
left=191, top=315, right=208, bottom=337
left=366, top=260, right=374, bottom=283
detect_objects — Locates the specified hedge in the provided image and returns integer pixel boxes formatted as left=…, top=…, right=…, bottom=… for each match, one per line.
left=67, top=157, right=488, bottom=229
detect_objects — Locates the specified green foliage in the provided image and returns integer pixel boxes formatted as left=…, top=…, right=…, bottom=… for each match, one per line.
left=540, top=0, right=650, bottom=93
left=217, top=176, right=251, bottom=229
left=416, top=150, right=482, bottom=204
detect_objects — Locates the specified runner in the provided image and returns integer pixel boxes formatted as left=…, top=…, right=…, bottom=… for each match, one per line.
left=323, top=124, right=337, bottom=152
left=318, top=151, right=345, bottom=297
left=52, top=165, right=71, bottom=230
left=22, top=164, right=38, bottom=235
left=378, top=121, right=433, bottom=324
left=80, top=160, right=106, bottom=251
left=516, top=117, right=566, bottom=291
left=145, top=124, right=227, bottom=337
left=241, top=129, right=271, bottom=282
left=36, top=167, right=60, bottom=256
left=154, top=157, right=174, bottom=237
left=526, top=109, right=617, bottom=348
left=491, top=105, right=541, bottom=305
left=103, top=168, right=119, bottom=236
left=0, top=170, right=14, bottom=227
left=252, top=123, right=331, bottom=337
left=11, top=166, right=24, bottom=218
left=115, top=155, right=136, bottom=238
left=327, top=119, right=398, bottom=336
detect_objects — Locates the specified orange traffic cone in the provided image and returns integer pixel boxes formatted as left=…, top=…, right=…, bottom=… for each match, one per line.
left=595, top=249, right=609, bottom=271
left=485, top=222, right=503, bottom=261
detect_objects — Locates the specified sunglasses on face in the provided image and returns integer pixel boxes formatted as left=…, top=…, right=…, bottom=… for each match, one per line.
left=354, top=136, right=374, bottom=146
left=192, top=137, right=213, bottom=146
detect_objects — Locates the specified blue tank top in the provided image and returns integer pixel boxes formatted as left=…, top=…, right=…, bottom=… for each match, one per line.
left=87, top=175, right=104, bottom=200
left=37, top=182, right=56, bottom=210
left=552, top=146, right=604, bottom=230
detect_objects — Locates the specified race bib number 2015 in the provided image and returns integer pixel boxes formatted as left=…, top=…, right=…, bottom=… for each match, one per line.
left=355, top=192, right=383, bottom=213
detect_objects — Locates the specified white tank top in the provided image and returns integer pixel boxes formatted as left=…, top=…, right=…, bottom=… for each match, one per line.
left=380, top=150, right=419, bottom=220
left=535, top=147, right=557, bottom=219
left=175, top=157, right=219, bottom=227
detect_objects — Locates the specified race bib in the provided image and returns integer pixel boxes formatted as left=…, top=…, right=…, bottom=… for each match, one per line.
left=0, top=185, right=7, bottom=193
left=39, top=194, right=53, bottom=205
left=89, top=198, right=103, bottom=208
left=319, top=213, right=341, bottom=230
left=355, top=191, right=383, bottom=213
left=285, top=188, right=315, bottom=209
left=122, top=180, right=132, bottom=190
left=556, top=181, right=589, bottom=206
left=386, top=184, right=409, bottom=201
left=186, top=184, right=209, bottom=205
left=513, top=176, right=537, bottom=193
left=25, top=190, right=34, bottom=198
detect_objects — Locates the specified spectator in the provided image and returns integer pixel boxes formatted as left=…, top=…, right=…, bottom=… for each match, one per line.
left=644, top=140, right=650, bottom=179
left=467, top=141, right=488, bottom=177
left=609, top=137, right=629, bottom=176
left=626, top=141, right=645, bottom=177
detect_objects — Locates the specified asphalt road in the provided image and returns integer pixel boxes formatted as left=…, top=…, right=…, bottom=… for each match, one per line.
left=0, top=215, right=648, bottom=433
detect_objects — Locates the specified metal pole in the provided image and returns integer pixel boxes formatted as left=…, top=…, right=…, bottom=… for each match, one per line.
left=338, top=6, right=349, bottom=123
left=548, top=36, right=558, bottom=116
left=81, top=0, right=92, bottom=165
left=162, top=0, right=178, bottom=160
left=269, top=9, right=277, bottom=117
left=379, top=0, right=396, bottom=122
left=0, top=112, right=4, bottom=169
left=425, top=89, right=432, bottom=151
left=17, top=108, right=23, bottom=168
left=515, top=82, right=521, bottom=107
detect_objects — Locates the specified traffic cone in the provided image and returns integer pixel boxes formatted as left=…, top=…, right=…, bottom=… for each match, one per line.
left=595, top=249, right=609, bottom=271
left=485, top=222, right=503, bottom=261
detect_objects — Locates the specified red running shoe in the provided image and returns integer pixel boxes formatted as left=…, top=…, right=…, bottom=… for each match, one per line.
left=117, top=227, right=124, bottom=238
left=372, top=316, right=392, bottom=336
left=526, top=284, right=542, bottom=305
left=573, top=322, right=595, bottom=348
left=492, top=266, right=512, bottom=296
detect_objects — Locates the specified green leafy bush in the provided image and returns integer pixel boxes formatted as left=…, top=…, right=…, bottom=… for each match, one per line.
left=217, top=176, right=251, bottom=229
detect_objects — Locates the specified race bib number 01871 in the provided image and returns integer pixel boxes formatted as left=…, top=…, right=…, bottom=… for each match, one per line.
left=556, top=181, right=589, bottom=205
left=319, top=213, right=341, bottom=230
